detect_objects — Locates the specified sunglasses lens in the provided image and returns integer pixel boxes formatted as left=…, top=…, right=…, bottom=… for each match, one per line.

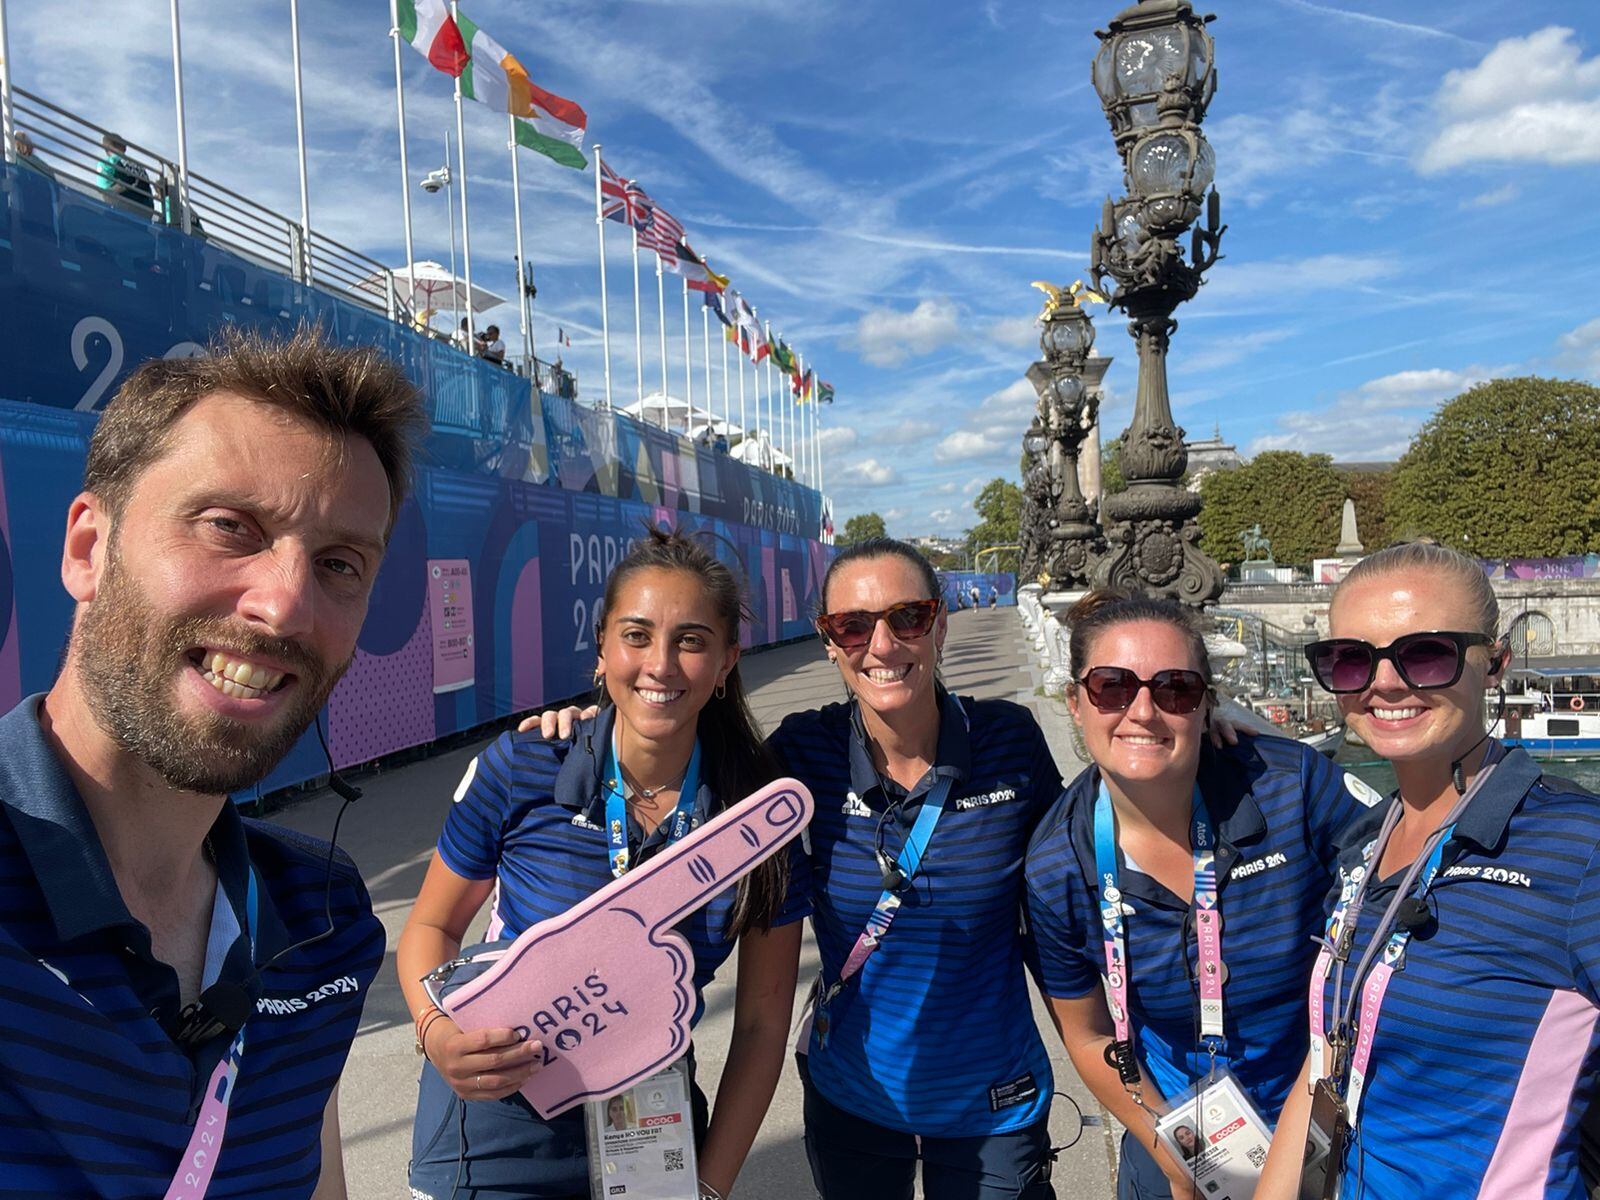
left=824, top=614, right=875, bottom=649
left=1395, top=636, right=1461, bottom=688
left=1084, top=667, right=1139, bottom=711
left=886, top=601, right=937, bottom=640
left=1150, top=671, right=1207, bottom=714
left=1311, top=642, right=1373, bottom=692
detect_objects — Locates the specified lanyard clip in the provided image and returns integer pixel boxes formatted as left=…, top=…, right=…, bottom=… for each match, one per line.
left=1104, top=1038, right=1141, bottom=1087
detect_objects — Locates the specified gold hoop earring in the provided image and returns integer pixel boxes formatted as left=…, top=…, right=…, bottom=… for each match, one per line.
left=592, top=666, right=604, bottom=686
left=715, top=679, right=727, bottom=700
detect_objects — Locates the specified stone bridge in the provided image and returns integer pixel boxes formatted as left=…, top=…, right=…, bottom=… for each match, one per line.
left=1219, top=577, right=1600, bottom=655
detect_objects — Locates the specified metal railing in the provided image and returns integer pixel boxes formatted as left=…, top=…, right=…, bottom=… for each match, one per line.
left=12, top=86, right=398, bottom=318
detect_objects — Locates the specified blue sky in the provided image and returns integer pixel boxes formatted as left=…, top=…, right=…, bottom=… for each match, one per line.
left=11, top=0, right=1600, bottom=537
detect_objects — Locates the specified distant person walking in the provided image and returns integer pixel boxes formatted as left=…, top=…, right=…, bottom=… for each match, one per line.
left=989, top=585, right=999, bottom=609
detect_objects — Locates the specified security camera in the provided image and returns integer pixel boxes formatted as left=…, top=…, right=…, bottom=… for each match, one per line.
left=420, top=167, right=450, bottom=193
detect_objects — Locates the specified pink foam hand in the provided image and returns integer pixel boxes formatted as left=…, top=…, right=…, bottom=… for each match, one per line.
left=438, top=779, right=813, bottom=1118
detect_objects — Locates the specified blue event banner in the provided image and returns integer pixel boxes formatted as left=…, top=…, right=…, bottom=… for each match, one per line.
left=0, top=162, right=831, bottom=793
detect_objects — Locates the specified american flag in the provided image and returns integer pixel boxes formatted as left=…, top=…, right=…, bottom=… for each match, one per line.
left=599, top=157, right=650, bottom=229
left=637, top=203, right=686, bottom=273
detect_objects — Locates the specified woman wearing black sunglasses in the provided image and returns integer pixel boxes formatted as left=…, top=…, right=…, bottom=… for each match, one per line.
left=1025, top=590, right=1376, bottom=1200
left=1259, top=542, right=1600, bottom=1200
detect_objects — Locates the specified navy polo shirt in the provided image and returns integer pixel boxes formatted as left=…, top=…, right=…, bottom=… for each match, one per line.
left=0, top=695, right=383, bottom=1197
left=769, top=689, right=1061, bottom=1137
left=1024, top=735, right=1373, bottom=1121
left=1319, top=747, right=1600, bottom=1198
left=437, top=706, right=812, bottom=1022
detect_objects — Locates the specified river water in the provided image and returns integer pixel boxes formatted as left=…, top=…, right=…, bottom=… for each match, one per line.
left=1335, top=744, right=1600, bottom=796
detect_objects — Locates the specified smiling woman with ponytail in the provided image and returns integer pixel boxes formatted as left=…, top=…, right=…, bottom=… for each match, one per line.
left=397, top=526, right=809, bottom=1200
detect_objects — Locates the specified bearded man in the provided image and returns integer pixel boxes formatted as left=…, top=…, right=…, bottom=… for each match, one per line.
left=0, top=327, right=423, bottom=1197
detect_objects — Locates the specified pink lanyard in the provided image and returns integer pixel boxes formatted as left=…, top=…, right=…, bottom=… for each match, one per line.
left=164, top=869, right=258, bottom=1200
left=1308, top=761, right=1499, bottom=1122
left=1094, top=784, right=1225, bottom=1103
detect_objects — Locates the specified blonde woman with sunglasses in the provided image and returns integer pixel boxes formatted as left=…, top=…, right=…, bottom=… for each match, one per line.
left=1024, top=590, right=1377, bottom=1200
left=1259, top=543, right=1600, bottom=1200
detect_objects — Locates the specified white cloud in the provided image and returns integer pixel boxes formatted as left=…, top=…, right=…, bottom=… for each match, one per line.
left=987, top=315, right=1040, bottom=349
left=1179, top=328, right=1297, bottom=374
left=818, top=425, right=859, bottom=454
left=1555, top=317, right=1600, bottom=379
left=1418, top=27, right=1600, bottom=172
left=978, top=377, right=1036, bottom=422
left=854, top=298, right=963, bottom=367
left=834, top=457, right=902, bottom=486
left=1249, top=365, right=1509, bottom=460
left=934, top=428, right=1013, bottom=464
left=1462, top=183, right=1520, bottom=209
left=875, top=418, right=943, bottom=445
left=1200, top=254, right=1400, bottom=306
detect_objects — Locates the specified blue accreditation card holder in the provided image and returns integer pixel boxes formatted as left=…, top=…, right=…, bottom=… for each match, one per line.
left=1153, top=1069, right=1273, bottom=1200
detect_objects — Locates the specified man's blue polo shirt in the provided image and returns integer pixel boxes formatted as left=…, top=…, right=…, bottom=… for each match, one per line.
left=1319, top=747, right=1600, bottom=1198
left=1024, top=736, right=1372, bottom=1121
left=768, top=689, right=1061, bottom=1137
left=0, top=695, right=383, bottom=1197
left=437, top=706, right=812, bottom=1020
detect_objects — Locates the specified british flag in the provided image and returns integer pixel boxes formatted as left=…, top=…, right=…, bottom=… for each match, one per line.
left=599, top=157, right=651, bottom=229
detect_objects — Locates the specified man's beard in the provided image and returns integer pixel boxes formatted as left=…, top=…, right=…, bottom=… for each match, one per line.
left=73, top=541, right=350, bottom=795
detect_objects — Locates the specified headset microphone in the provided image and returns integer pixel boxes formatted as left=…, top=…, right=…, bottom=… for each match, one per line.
left=876, top=852, right=907, bottom=893
left=176, top=713, right=361, bottom=1049
left=1395, top=897, right=1433, bottom=934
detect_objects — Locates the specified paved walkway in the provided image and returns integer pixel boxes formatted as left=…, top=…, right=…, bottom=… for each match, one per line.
left=273, top=607, right=1116, bottom=1199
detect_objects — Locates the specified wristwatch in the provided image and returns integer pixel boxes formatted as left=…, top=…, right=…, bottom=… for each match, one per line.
left=697, top=1183, right=724, bottom=1200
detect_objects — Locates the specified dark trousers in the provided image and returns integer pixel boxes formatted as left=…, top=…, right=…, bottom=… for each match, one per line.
left=1116, top=1131, right=1175, bottom=1200
left=408, top=1059, right=708, bottom=1200
left=798, top=1055, right=1056, bottom=1200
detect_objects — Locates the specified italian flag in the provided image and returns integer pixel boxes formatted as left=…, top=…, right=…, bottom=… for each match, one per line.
left=396, top=0, right=468, bottom=76
left=458, top=10, right=589, bottom=170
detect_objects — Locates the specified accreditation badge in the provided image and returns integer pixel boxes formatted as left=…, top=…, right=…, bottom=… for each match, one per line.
left=584, top=1056, right=699, bottom=1199
left=1153, top=1070, right=1274, bottom=1200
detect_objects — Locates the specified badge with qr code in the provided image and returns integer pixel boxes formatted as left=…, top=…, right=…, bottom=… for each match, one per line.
left=1153, top=1069, right=1274, bottom=1200
left=584, top=1055, right=700, bottom=1199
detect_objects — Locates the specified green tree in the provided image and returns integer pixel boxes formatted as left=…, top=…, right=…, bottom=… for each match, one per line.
left=1197, top=451, right=1346, bottom=567
left=842, top=512, right=887, bottom=544
left=1101, top=435, right=1126, bottom=495
left=965, top=477, right=1023, bottom=571
left=1337, top=468, right=1392, bottom=551
left=1387, top=377, right=1600, bottom=557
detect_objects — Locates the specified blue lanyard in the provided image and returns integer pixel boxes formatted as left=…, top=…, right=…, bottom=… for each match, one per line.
left=816, top=771, right=956, bottom=1026
left=602, top=736, right=701, bottom=879
left=1092, top=783, right=1225, bottom=1094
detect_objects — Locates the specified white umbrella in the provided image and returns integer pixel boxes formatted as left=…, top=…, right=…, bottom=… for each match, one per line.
left=622, top=395, right=744, bottom=440
left=360, top=260, right=506, bottom=315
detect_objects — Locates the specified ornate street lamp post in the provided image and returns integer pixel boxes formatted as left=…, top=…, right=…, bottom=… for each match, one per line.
left=1026, top=291, right=1104, bottom=590
left=1018, top=419, right=1051, bottom=585
left=1088, top=0, right=1226, bottom=606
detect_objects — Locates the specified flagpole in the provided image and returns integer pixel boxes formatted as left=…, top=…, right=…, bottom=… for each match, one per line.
left=508, top=113, right=531, bottom=377
left=593, top=145, right=612, bottom=408
left=681, top=278, right=692, bottom=427
left=631, top=226, right=643, bottom=407
left=655, top=254, right=668, bottom=423
left=720, top=317, right=730, bottom=440
left=388, top=0, right=416, bottom=319
left=701, top=303, right=711, bottom=433
left=290, top=0, right=312, bottom=282
left=450, top=1, right=474, bottom=345
left=738, top=340, right=747, bottom=461
left=762, top=322, right=774, bottom=474
left=0, top=0, right=13, bottom=166
left=168, top=0, right=192, bottom=235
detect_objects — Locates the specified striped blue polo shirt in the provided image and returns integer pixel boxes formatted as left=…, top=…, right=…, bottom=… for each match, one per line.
left=1024, top=735, right=1374, bottom=1120
left=438, top=706, right=812, bottom=1020
left=1319, top=746, right=1600, bottom=1199
left=769, top=689, right=1061, bottom=1137
left=0, top=695, right=383, bottom=1197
